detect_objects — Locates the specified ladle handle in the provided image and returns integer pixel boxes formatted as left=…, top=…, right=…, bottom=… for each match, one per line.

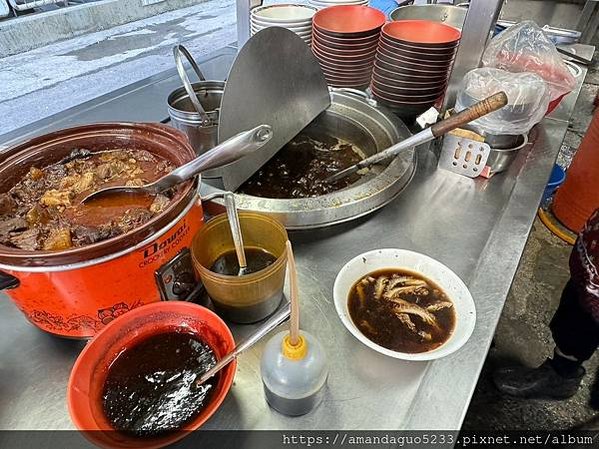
left=362, top=91, right=508, bottom=166
left=224, top=193, right=247, bottom=269
left=196, top=304, right=291, bottom=386
left=430, top=91, right=508, bottom=137
left=150, top=125, right=273, bottom=192
left=324, top=91, right=508, bottom=184
left=173, top=44, right=210, bottom=122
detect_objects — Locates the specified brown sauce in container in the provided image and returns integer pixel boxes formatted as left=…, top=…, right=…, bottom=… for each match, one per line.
left=101, top=332, right=218, bottom=437
left=210, top=247, right=277, bottom=275
left=238, top=130, right=364, bottom=199
left=348, top=269, right=456, bottom=353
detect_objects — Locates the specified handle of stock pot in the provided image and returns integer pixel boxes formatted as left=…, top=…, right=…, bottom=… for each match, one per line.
left=173, top=44, right=210, bottom=123
left=0, top=271, right=19, bottom=290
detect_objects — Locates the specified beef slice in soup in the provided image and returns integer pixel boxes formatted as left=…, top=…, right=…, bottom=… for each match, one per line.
left=348, top=269, right=456, bottom=353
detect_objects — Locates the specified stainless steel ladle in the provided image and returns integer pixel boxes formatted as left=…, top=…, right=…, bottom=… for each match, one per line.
left=224, top=192, right=249, bottom=276
left=194, top=303, right=291, bottom=388
left=82, top=124, right=273, bottom=203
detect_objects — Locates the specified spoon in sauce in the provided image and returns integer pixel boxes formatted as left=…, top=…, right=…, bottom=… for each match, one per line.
left=81, top=124, right=273, bottom=204
left=194, top=302, right=291, bottom=388
left=224, top=192, right=249, bottom=276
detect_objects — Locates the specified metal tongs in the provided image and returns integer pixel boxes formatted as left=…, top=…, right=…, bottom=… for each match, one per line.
left=173, top=44, right=214, bottom=125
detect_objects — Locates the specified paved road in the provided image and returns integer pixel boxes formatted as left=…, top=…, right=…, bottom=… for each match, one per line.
left=0, top=0, right=238, bottom=136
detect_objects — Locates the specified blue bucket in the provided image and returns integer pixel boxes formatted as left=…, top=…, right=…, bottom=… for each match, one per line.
left=542, top=164, right=566, bottom=204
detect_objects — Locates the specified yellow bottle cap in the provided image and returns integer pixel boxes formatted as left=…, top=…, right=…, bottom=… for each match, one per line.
left=282, top=334, right=308, bottom=360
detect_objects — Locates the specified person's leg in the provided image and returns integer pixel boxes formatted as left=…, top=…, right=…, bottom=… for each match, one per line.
left=493, top=280, right=599, bottom=400
left=550, top=281, right=599, bottom=365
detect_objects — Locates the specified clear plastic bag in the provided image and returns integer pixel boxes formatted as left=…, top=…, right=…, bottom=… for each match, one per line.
left=455, top=68, right=550, bottom=135
left=482, top=20, right=576, bottom=102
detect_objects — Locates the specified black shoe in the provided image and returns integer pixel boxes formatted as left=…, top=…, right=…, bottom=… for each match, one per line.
left=493, top=359, right=584, bottom=400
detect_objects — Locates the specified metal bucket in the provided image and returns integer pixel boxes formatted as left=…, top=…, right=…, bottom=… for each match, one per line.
left=167, top=45, right=224, bottom=155
left=167, top=81, right=224, bottom=155
left=389, top=4, right=467, bottom=30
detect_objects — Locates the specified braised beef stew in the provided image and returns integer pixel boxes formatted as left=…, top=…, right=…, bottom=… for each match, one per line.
left=348, top=269, right=456, bottom=353
left=0, top=149, right=175, bottom=251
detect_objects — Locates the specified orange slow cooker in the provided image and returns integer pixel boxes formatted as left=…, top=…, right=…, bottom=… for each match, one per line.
left=0, top=123, right=204, bottom=338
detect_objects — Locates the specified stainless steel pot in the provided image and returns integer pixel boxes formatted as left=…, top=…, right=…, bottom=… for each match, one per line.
left=201, top=89, right=417, bottom=229
left=167, top=45, right=224, bottom=155
left=483, top=133, right=521, bottom=150
left=487, top=133, right=529, bottom=174
left=389, top=4, right=467, bottom=30
left=167, top=81, right=224, bottom=155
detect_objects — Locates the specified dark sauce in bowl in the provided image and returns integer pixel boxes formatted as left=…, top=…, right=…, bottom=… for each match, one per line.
left=102, top=332, right=218, bottom=437
left=348, top=269, right=456, bottom=353
left=210, top=247, right=277, bottom=275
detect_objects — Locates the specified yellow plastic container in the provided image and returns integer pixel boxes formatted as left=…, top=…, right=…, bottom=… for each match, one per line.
left=191, top=212, right=288, bottom=323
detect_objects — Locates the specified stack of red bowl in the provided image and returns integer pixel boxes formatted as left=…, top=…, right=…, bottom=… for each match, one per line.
left=371, top=20, right=461, bottom=117
left=312, top=5, right=386, bottom=89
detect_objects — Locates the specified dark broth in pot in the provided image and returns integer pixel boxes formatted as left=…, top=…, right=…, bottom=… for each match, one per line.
left=238, top=129, right=365, bottom=199
left=348, top=269, right=456, bottom=353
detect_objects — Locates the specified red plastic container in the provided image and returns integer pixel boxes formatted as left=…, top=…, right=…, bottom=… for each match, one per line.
left=67, top=301, right=236, bottom=449
left=553, top=108, right=599, bottom=232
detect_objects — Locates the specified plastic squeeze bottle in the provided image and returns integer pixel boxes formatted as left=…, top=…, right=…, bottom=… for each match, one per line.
left=260, top=241, right=328, bottom=416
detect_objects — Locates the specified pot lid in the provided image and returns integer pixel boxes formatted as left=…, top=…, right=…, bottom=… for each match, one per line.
left=209, top=27, right=331, bottom=191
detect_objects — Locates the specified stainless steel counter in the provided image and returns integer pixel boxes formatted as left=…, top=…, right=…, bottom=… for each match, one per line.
left=0, top=44, right=593, bottom=431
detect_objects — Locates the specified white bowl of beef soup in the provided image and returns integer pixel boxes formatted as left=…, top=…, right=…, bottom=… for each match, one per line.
left=333, top=248, right=476, bottom=361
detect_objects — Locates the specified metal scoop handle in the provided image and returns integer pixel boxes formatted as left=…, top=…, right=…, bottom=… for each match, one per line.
left=224, top=193, right=249, bottom=275
left=173, top=44, right=209, bottom=123
left=147, top=124, right=273, bottom=193
left=195, top=303, right=291, bottom=386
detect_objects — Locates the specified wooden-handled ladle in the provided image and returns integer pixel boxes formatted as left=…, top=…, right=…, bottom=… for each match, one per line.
left=325, top=91, right=509, bottom=184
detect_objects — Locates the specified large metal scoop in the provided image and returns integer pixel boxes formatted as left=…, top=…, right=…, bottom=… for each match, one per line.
left=82, top=125, right=272, bottom=203
left=203, top=27, right=331, bottom=191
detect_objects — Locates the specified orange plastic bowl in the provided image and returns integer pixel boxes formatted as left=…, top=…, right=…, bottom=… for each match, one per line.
left=382, top=20, right=461, bottom=47
left=313, top=5, right=385, bottom=37
left=67, top=301, right=236, bottom=449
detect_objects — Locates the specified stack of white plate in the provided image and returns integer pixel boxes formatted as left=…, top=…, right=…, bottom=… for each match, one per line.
left=308, top=0, right=369, bottom=10
left=250, top=4, right=317, bottom=46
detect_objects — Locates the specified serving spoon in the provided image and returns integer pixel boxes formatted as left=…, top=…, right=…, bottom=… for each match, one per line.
left=224, top=192, right=249, bottom=276
left=81, top=124, right=273, bottom=204
left=194, top=302, right=291, bottom=388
